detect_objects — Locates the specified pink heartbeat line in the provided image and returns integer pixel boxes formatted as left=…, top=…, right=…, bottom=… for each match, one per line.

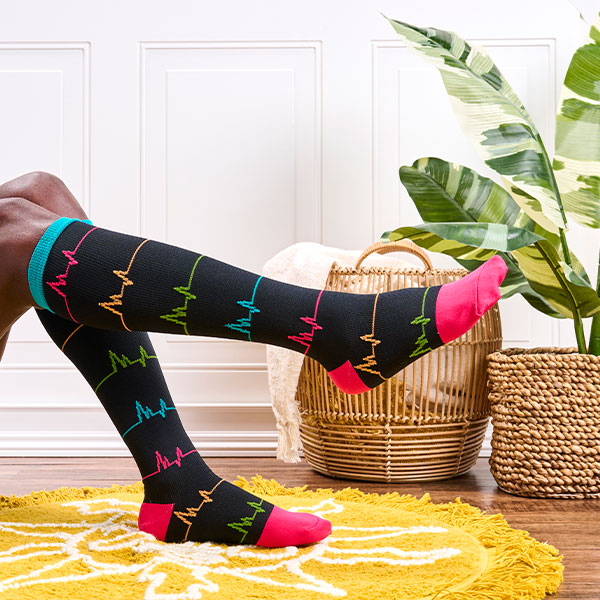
left=46, top=227, right=98, bottom=322
left=288, top=289, right=324, bottom=355
left=142, top=447, right=199, bottom=480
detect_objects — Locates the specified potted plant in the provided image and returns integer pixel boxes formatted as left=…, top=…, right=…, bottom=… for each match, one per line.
left=379, top=13, right=600, bottom=498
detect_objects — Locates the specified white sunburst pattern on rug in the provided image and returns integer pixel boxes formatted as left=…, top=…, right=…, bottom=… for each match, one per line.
left=0, top=496, right=463, bottom=599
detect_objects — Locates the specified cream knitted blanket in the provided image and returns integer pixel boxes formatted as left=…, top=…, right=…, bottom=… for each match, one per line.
left=261, top=242, right=419, bottom=463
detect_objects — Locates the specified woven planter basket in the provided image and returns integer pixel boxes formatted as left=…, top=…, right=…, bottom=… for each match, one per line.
left=294, top=239, right=502, bottom=482
left=487, top=346, right=600, bottom=498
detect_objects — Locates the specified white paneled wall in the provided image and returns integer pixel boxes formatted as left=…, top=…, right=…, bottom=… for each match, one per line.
left=0, top=0, right=595, bottom=457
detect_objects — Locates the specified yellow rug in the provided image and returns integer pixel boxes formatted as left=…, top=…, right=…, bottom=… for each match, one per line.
left=0, top=476, right=563, bottom=600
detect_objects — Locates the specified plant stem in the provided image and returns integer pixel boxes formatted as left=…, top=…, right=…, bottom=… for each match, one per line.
left=589, top=250, right=600, bottom=356
left=558, top=230, right=572, bottom=267
left=534, top=133, right=573, bottom=262
left=574, top=308, right=588, bottom=354
left=533, top=132, right=587, bottom=349
left=534, top=242, right=587, bottom=354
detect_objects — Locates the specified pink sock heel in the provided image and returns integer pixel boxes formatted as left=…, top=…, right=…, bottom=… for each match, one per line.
left=138, top=501, right=175, bottom=542
left=327, top=360, right=372, bottom=394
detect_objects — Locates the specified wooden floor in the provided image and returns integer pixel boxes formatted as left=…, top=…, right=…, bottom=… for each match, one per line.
left=0, top=455, right=597, bottom=599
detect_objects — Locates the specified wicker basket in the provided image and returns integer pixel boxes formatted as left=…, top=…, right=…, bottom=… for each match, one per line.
left=487, top=346, right=600, bottom=498
left=294, top=239, right=503, bottom=482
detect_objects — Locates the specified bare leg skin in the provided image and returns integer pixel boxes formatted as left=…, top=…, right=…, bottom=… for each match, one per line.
left=0, top=330, right=9, bottom=358
left=0, top=172, right=88, bottom=361
left=0, top=171, right=88, bottom=221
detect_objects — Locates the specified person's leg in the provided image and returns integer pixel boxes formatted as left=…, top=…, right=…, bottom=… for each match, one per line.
left=0, top=174, right=331, bottom=546
left=36, top=308, right=330, bottom=546
left=8, top=173, right=506, bottom=545
left=27, top=217, right=507, bottom=395
left=0, top=172, right=87, bottom=359
left=0, top=171, right=84, bottom=218
left=0, top=330, right=9, bottom=360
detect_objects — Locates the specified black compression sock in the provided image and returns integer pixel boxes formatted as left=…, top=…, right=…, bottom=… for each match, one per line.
left=28, top=217, right=507, bottom=395
left=35, top=308, right=331, bottom=546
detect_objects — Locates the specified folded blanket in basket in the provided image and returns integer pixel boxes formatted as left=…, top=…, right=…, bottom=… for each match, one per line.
left=261, top=242, right=419, bottom=462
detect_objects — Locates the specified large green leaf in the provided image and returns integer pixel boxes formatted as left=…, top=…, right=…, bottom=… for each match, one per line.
left=397, top=157, right=566, bottom=317
left=383, top=15, right=568, bottom=234
left=381, top=222, right=544, bottom=258
left=399, top=157, right=521, bottom=225
left=552, top=11, right=600, bottom=228
left=512, top=240, right=600, bottom=318
left=384, top=223, right=599, bottom=317
left=499, top=265, right=566, bottom=317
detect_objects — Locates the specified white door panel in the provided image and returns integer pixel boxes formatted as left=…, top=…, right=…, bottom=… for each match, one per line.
left=0, top=0, right=594, bottom=457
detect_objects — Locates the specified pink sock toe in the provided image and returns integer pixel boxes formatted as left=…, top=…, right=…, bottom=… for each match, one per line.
left=436, top=254, right=507, bottom=344
left=256, top=505, right=332, bottom=547
left=476, top=254, right=507, bottom=315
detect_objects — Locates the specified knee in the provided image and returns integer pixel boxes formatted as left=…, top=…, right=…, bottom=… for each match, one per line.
left=19, top=170, right=66, bottom=195
left=0, top=195, right=34, bottom=219
left=4, top=171, right=87, bottom=220
left=0, top=196, right=59, bottom=267
left=0, top=197, right=58, bottom=237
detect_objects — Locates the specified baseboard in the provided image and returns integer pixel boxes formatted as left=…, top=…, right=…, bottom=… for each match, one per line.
left=0, top=430, right=493, bottom=458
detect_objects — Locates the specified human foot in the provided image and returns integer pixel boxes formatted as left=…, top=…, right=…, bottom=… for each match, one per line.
left=308, top=254, right=508, bottom=394
left=138, top=454, right=332, bottom=546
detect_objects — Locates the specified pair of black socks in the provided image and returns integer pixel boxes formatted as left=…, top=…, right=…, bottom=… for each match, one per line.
left=29, top=217, right=507, bottom=545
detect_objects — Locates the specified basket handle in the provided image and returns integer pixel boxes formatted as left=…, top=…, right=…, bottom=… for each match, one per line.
left=354, top=240, right=434, bottom=270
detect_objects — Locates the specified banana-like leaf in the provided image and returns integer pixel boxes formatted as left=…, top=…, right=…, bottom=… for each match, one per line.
left=398, top=157, right=567, bottom=317
left=381, top=222, right=544, bottom=259
left=383, top=15, right=568, bottom=234
left=399, top=157, right=521, bottom=225
left=386, top=224, right=600, bottom=317
left=512, top=240, right=600, bottom=318
left=512, top=211, right=591, bottom=285
left=552, top=12, right=600, bottom=228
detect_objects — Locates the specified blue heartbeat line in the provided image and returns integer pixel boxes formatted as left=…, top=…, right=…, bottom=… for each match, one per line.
left=224, top=276, right=263, bottom=341
left=121, top=398, right=177, bottom=439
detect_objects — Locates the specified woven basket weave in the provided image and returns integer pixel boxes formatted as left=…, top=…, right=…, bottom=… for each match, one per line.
left=294, top=240, right=502, bottom=482
left=487, top=346, right=600, bottom=498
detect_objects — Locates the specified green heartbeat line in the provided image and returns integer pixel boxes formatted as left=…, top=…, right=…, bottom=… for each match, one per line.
left=159, top=255, right=204, bottom=335
left=409, top=287, right=433, bottom=358
left=94, top=346, right=158, bottom=393
left=226, top=498, right=266, bottom=543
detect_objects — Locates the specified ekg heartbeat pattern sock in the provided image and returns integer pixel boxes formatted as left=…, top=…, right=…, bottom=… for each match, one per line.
left=36, top=307, right=331, bottom=546
left=28, top=217, right=507, bottom=395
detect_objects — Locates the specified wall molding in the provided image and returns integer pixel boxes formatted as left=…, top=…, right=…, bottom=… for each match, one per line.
left=0, top=426, right=493, bottom=459
left=0, top=430, right=280, bottom=457
left=0, top=362, right=269, bottom=372
left=0, top=402, right=271, bottom=410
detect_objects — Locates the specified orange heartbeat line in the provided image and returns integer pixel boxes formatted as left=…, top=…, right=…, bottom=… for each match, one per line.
left=355, top=292, right=385, bottom=380
left=174, top=479, right=225, bottom=541
left=98, top=239, right=150, bottom=330
left=61, top=324, right=84, bottom=352
left=142, top=446, right=199, bottom=480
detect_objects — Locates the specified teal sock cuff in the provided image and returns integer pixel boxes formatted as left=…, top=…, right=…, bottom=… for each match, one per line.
left=28, top=217, right=93, bottom=312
